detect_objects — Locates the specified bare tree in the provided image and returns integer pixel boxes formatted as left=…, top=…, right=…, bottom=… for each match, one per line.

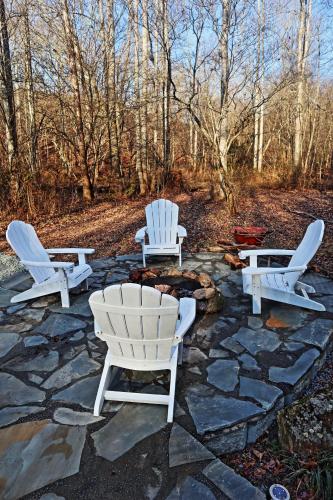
left=253, top=0, right=265, bottom=173
left=293, top=0, right=312, bottom=184
left=0, top=0, right=19, bottom=198
left=61, top=0, right=94, bottom=202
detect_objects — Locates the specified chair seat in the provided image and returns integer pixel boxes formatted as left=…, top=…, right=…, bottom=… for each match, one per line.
left=243, top=272, right=292, bottom=293
left=68, top=264, right=92, bottom=286
left=144, top=244, right=180, bottom=254
left=36, top=263, right=92, bottom=288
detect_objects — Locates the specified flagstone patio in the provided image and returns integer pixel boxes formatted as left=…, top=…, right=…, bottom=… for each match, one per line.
left=0, top=252, right=332, bottom=499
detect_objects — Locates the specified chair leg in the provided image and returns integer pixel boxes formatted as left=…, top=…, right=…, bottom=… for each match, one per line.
left=252, top=275, right=261, bottom=314
left=167, top=350, right=178, bottom=423
left=10, top=287, right=43, bottom=303
left=94, top=350, right=113, bottom=416
left=177, top=341, right=183, bottom=365
left=60, top=284, right=70, bottom=307
left=296, top=281, right=315, bottom=294
left=282, top=293, right=326, bottom=312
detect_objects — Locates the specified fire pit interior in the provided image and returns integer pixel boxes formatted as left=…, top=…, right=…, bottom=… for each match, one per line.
left=128, top=267, right=223, bottom=314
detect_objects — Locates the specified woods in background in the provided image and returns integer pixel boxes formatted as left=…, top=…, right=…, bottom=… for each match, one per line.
left=0, top=0, right=332, bottom=215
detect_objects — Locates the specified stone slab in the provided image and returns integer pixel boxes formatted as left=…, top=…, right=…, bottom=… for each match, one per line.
left=209, top=349, right=230, bottom=359
left=23, top=335, right=48, bottom=347
left=0, top=373, right=45, bottom=407
left=28, top=373, right=44, bottom=385
left=321, top=295, right=333, bottom=312
left=207, top=360, right=239, bottom=392
left=49, top=293, right=93, bottom=318
left=0, top=420, right=86, bottom=499
left=183, top=347, right=208, bottom=364
left=266, top=305, right=308, bottom=330
left=203, top=459, right=265, bottom=499
left=42, top=351, right=100, bottom=390
left=239, top=377, right=283, bottom=410
left=0, top=322, right=33, bottom=333
left=302, top=273, right=333, bottom=295
left=248, top=316, right=263, bottom=330
left=238, top=353, right=261, bottom=372
left=0, top=332, right=20, bottom=358
left=290, top=319, right=333, bottom=350
left=40, top=494, right=65, bottom=500
left=16, top=308, right=45, bottom=322
left=228, top=273, right=243, bottom=286
left=116, top=254, right=142, bottom=262
left=188, top=366, right=202, bottom=375
left=0, top=405, right=45, bottom=428
left=69, top=330, right=85, bottom=342
left=247, top=398, right=284, bottom=443
left=186, top=385, right=263, bottom=435
left=233, top=327, right=281, bottom=355
left=205, top=423, right=247, bottom=454
left=52, top=376, right=101, bottom=409
left=63, top=344, right=86, bottom=360
left=92, top=400, right=167, bottom=462
left=166, top=476, right=216, bottom=500
left=0, top=272, right=28, bottom=291
left=269, top=348, right=320, bottom=385
left=169, top=423, right=214, bottom=467
left=6, top=303, right=26, bottom=314
left=105, top=272, right=128, bottom=285
left=6, top=351, right=59, bottom=372
left=53, top=407, right=104, bottom=426
left=220, top=337, right=245, bottom=354
left=34, top=314, right=87, bottom=337
left=218, top=282, right=237, bottom=298
left=0, top=288, right=17, bottom=307
left=283, top=341, right=304, bottom=352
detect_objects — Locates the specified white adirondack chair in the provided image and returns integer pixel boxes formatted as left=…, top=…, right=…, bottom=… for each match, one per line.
left=6, top=220, right=95, bottom=307
left=239, top=219, right=326, bottom=314
left=89, top=283, right=196, bottom=422
left=135, top=199, right=187, bottom=267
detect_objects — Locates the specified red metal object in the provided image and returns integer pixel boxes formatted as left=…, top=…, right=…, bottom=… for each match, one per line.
left=234, top=226, right=268, bottom=246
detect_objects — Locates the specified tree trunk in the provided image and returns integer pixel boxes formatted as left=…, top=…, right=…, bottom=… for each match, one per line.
left=162, top=0, right=171, bottom=180
left=253, top=0, right=265, bottom=173
left=293, top=0, right=312, bottom=185
left=0, top=0, right=19, bottom=199
left=22, top=0, right=37, bottom=177
left=141, top=0, right=149, bottom=188
left=133, top=0, right=146, bottom=195
left=62, top=0, right=93, bottom=202
left=218, top=0, right=230, bottom=174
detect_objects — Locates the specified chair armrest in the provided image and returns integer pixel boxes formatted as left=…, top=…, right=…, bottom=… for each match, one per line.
left=177, top=225, right=187, bottom=238
left=175, top=298, right=196, bottom=341
left=135, top=227, right=147, bottom=243
left=21, top=260, right=74, bottom=270
left=242, top=265, right=306, bottom=276
left=239, top=249, right=295, bottom=259
left=46, top=248, right=95, bottom=255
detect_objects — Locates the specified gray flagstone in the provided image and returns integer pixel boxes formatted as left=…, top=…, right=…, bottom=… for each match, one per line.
left=169, top=423, right=214, bottom=467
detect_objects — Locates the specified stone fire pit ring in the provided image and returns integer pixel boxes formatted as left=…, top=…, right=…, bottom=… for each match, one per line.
left=128, top=266, right=224, bottom=314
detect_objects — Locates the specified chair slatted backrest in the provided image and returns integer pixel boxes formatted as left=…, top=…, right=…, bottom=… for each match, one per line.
left=287, top=219, right=325, bottom=287
left=6, top=220, right=55, bottom=284
left=89, top=283, right=179, bottom=361
left=145, top=199, right=179, bottom=245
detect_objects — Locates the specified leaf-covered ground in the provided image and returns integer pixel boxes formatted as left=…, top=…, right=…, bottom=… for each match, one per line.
left=1, top=188, right=332, bottom=276
left=0, top=187, right=332, bottom=499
